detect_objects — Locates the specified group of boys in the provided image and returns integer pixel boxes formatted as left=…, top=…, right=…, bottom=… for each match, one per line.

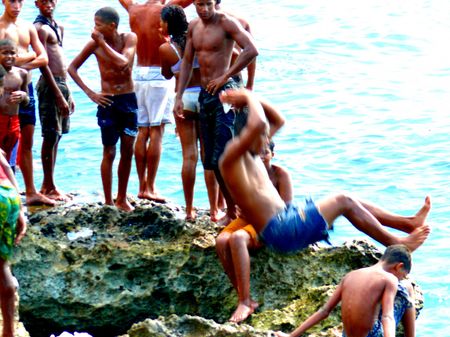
left=0, top=1, right=432, bottom=336
left=0, top=0, right=70, bottom=209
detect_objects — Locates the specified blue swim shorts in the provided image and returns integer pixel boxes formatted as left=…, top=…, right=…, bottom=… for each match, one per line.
left=19, top=83, right=36, bottom=127
left=259, top=199, right=330, bottom=254
left=96, top=92, right=138, bottom=146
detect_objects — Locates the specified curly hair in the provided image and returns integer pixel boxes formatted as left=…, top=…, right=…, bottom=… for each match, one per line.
left=161, top=5, right=188, bottom=53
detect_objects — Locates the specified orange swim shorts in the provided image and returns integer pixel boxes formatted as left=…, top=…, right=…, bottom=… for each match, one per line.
left=220, top=217, right=263, bottom=249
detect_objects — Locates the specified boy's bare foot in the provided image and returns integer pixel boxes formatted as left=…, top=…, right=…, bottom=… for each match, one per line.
left=402, top=225, right=431, bottom=252
left=185, top=210, right=196, bottom=221
left=411, top=196, right=431, bottom=230
left=115, top=199, right=135, bottom=212
left=41, top=188, right=72, bottom=202
left=26, top=192, right=56, bottom=206
left=229, top=302, right=255, bottom=323
left=137, top=192, right=166, bottom=203
left=210, top=209, right=225, bottom=223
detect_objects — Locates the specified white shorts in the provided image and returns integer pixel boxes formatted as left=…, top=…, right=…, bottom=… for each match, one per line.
left=182, top=86, right=201, bottom=113
left=133, top=66, right=175, bottom=127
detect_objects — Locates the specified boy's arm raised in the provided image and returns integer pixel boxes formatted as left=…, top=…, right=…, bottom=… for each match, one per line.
left=92, top=31, right=137, bottom=70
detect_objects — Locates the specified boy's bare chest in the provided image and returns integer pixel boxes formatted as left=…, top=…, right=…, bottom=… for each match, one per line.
left=192, top=26, right=228, bottom=52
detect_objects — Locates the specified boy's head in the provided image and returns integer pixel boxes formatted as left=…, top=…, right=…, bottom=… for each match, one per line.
left=381, top=244, right=412, bottom=279
left=0, top=39, right=17, bottom=70
left=2, top=0, right=24, bottom=19
left=95, top=7, right=120, bottom=30
left=260, top=139, right=275, bottom=166
left=35, top=0, right=57, bottom=17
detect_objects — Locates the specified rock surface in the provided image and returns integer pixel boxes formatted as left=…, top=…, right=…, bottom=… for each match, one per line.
left=11, top=201, right=422, bottom=337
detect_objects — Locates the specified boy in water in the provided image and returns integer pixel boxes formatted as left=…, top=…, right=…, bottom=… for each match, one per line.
left=0, top=39, right=29, bottom=161
left=217, top=88, right=430, bottom=323
left=0, top=64, right=27, bottom=337
left=275, top=244, right=416, bottom=337
left=68, top=7, right=138, bottom=212
left=34, top=0, right=74, bottom=202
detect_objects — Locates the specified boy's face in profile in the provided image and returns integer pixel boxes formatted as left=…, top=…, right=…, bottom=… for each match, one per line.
left=0, top=45, right=16, bottom=71
left=35, top=0, right=57, bottom=17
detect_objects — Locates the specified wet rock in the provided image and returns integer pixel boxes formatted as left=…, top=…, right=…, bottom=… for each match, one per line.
left=11, top=201, right=422, bottom=337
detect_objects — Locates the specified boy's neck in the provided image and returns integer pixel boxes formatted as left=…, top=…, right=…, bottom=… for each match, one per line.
left=39, top=12, right=54, bottom=21
left=1, top=13, right=18, bottom=24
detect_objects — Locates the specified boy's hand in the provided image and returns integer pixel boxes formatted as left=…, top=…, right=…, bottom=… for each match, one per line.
left=173, top=96, right=185, bottom=119
left=219, top=88, right=249, bottom=109
left=88, top=92, right=113, bottom=108
left=9, top=91, right=27, bottom=105
left=56, top=95, right=70, bottom=117
left=14, top=211, right=27, bottom=245
left=91, top=30, right=105, bottom=44
left=206, top=75, right=228, bottom=96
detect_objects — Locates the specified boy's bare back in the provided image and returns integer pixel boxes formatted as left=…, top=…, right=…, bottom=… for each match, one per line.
left=340, top=266, right=399, bottom=336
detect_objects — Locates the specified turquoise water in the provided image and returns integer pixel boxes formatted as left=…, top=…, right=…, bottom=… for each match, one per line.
left=19, top=0, right=450, bottom=335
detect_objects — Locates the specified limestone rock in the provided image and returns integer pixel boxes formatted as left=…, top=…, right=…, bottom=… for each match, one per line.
left=11, top=201, right=422, bottom=337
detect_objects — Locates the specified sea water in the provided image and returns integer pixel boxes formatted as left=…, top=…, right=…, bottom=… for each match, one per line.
left=19, top=0, right=450, bottom=335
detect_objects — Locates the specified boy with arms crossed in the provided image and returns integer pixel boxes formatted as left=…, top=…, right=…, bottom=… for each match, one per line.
left=68, top=7, right=137, bottom=212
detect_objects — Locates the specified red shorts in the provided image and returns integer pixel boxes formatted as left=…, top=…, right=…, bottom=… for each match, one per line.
left=0, top=114, right=20, bottom=161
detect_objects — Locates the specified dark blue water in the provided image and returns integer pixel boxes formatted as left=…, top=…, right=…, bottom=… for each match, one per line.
left=18, top=0, right=450, bottom=335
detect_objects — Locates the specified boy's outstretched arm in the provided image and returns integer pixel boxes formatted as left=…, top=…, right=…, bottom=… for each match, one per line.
left=275, top=284, right=342, bottom=337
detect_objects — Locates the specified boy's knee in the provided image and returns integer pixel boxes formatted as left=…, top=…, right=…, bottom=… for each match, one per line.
left=230, top=230, right=249, bottom=247
left=0, top=282, right=15, bottom=299
left=216, top=232, right=231, bottom=249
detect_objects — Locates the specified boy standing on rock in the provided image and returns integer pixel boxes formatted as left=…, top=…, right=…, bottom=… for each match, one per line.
left=275, top=244, right=416, bottom=337
left=68, top=7, right=137, bottom=212
left=34, top=0, right=74, bottom=202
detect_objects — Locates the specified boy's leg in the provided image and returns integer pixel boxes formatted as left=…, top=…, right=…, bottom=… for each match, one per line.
left=359, top=196, right=430, bottom=234
left=145, top=125, right=166, bottom=202
left=101, top=145, right=116, bottom=206
left=0, top=260, right=15, bottom=337
left=116, top=134, right=135, bottom=212
left=135, top=127, right=149, bottom=199
left=228, top=229, right=257, bottom=323
left=41, top=134, right=64, bottom=198
left=175, top=116, right=198, bottom=219
left=316, top=194, right=430, bottom=251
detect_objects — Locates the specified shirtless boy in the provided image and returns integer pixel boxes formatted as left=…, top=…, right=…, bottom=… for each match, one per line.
left=34, top=0, right=74, bottom=202
left=215, top=138, right=293, bottom=322
left=174, top=0, right=258, bottom=226
left=119, top=0, right=193, bottom=203
left=275, top=244, right=417, bottom=337
left=217, top=88, right=430, bottom=323
left=68, top=7, right=137, bottom=212
left=0, top=0, right=54, bottom=206
left=0, top=39, right=28, bottom=160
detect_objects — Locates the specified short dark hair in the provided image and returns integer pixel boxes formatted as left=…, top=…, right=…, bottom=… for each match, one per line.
left=216, top=0, right=221, bottom=4
left=95, top=7, right=120, bottom=27
left=0, top=38, right=16, bottom=50
left=381, top=244, right=412, bottom=273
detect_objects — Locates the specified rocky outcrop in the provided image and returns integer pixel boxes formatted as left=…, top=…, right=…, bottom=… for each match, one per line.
left=11, top=201, right=422, bottom=337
